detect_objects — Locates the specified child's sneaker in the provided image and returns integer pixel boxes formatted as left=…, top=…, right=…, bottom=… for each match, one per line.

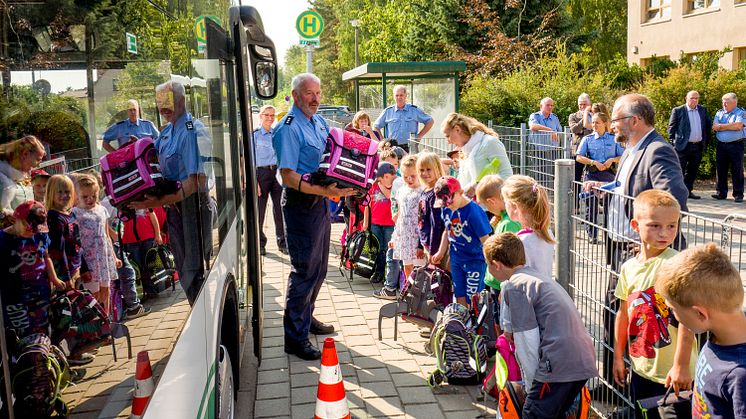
left=374, top=287, right=397, bottom=300
left=124, top=304, right=151, bottom=320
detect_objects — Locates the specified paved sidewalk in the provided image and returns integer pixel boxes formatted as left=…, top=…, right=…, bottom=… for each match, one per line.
left=63, top=287, right=190, bottom=418
left=251, top=221, right=496, bottom=419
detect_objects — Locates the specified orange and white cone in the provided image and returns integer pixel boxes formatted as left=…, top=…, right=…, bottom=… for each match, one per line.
left=131, top=351, right=155, bottom=419
left=314, top=338, right=350, bottom=419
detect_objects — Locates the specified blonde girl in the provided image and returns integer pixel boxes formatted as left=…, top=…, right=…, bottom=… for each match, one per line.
left=45, top=174, right=82, bottom=290
left=72, top=174, right=121, bottom=314
left=390, top=155, right=424, bottom=279
left=416, top=152, right=447, bottom=258
left=0, top=135, right=45, bottom=219
left=501, top=175, right=555, bottom=279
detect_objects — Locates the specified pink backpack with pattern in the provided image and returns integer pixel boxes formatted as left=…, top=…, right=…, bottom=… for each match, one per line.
left=312, top=127, right=379, bottom=196
left=100, top=137, right=177, bottom=209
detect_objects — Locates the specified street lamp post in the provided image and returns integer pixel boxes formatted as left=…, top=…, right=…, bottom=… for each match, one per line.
left=350, top=19, right=360, bottom=111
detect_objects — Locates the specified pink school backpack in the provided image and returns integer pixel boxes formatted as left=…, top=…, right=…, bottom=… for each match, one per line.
left=100, top=137, right=177, bottom=210
left=313, top=127, right=379, bottom=197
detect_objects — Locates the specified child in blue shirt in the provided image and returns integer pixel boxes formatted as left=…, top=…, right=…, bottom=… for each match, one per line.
left=431, top=176, right=491, bottom=306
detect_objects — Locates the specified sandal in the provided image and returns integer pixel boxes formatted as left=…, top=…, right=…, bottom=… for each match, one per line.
left=68, top=352, right=95, bottom=366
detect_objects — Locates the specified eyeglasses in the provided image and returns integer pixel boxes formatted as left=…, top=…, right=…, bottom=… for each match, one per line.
left=611, top=115, right=635, bottom=123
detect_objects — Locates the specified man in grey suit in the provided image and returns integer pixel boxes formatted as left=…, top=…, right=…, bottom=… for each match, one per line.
left=667, top=91, right=712, bottom=199
left=586, top=93, right=689, bottom=395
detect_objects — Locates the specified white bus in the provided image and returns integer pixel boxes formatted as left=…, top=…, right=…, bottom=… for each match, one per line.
left=1, top=2, right=276, bottom=418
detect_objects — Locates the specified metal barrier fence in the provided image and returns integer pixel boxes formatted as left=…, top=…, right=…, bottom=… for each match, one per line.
left=412, top=126, right=746, bottom=418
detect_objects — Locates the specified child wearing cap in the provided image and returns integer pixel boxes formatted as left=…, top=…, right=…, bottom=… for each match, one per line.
left=431, top=176, right=492, bottom=306
left=31, top=169, right=50, bottom=203
left=0, top=200, right=65, bottom=339
left=363, top=162, right=397, bottom=285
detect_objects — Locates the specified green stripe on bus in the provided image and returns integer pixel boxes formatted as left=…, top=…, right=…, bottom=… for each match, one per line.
left=197, top=361, right=217, bottom=419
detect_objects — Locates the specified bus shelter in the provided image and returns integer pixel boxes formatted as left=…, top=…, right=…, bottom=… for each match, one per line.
left=342, top=61, right=466, bottom=140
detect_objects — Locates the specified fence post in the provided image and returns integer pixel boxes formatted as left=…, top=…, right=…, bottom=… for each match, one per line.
left=519, top=123, right=527, bottom=176
left=554, top=159, right=574, bottom=296
left=564, top=127, right=573, bottom=160
left=487, top=120, right=493, bottom=129
left=409, top=133, right=418, bottom=153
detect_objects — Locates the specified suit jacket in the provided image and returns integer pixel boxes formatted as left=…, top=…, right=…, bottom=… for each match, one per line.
left=617, top=129, right=689, bottom=212
left=568, top=110, right=592, bottom=150
left=667, top=104, right=712, bottom=152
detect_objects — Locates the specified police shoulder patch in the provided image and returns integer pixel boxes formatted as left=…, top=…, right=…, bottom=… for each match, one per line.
left=185, top=120, right=194, bottom=130
left=284, top=115, right=295, bottom=125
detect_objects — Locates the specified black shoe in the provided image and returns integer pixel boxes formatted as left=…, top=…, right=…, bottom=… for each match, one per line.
left=124, top=304, right=151, bottom=320
left=736, top=197, right=744, bottom=203
left=278, top=246, right=288, bottom=255
left=284, top=340, right=321, bottom=360
left=310, top=318, right=335, bottom=335
left=712, top=194, right=727, bottom=200
left=369, top=272, right=384, bottom=284
left=260, top=248, right=267, bottom=256
left=688, top=192, right=701, bottom=199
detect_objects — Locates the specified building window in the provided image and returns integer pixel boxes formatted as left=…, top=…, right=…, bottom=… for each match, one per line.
left=647, top=0, right=671, bottom=20
left=688, top=0, right=719, bottom=12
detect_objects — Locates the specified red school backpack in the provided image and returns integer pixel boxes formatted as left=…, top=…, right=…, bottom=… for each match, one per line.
left=100, top=137, right=178, bottom=210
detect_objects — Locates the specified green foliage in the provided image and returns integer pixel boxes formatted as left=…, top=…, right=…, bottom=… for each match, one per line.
left=566, top=0, right=628, bottom=64
left=461, top=48, right=620, bottom=127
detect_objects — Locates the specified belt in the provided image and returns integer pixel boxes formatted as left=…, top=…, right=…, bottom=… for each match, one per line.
left=257, top=164, right=277, bottom=170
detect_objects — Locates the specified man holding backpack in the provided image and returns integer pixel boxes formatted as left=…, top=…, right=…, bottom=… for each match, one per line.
left=273, top=73, right=356, bottom=360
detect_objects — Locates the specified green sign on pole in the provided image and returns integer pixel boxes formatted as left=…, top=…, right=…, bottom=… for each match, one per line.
left=296, top=10, right=324, bottom=40
left=126, top=32, right=137, bottom=54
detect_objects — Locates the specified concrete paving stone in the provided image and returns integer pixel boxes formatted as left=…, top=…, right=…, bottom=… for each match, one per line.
left=128, top=326, right=156, bottom=339
left=258, top=356, right=288, bottom=372
left=403, top=403, right=447, bottom=419
left=337, top=351, right=353, bottom=364
left=333, top=301, right=361, bottom=311
left=253, top=397, right=291, bottom=417
left=391, top=372, right=427, bottom=388
left=107, top=384, right=134, bottom=403
left=265, top=317, right=283, bottom=327
left=399, top=385, right=440, bottom=405
left=386, top=359, right=421, bottom=374
left=81, top=380, right=117, bottom=398
left=348, top=355, right=384, bottom=369
left=97, top=398, right=130, bottom=419
left=359, top=380, right=400, bottom=399
left=337, top=308, right=366, bottom=319
left=142, top=337, right=173, bottom=352
left=352, top=344, right=381, bottom=357
left=343, top=334, right=377, bottom=347
left=289, top=358, right=321, bottom=375
left=435, top=393, right=479, bottom=411
left=442, top=409, right=494, bottom=419
left=290, top=385, right=318, bottom=405
left=263, top=336, right=285, bottom=348
left=290, top=371, right=320, bottom=388
left=149, top=327, right=178, bottom=340
left=258, top=369, right=289, bottom=385
left=379, top=348, right=414, bottom=362
left=263, top=346, right=288, bottom=360
left=291, top=403, right=317, bottom=418
left=69, top=394, right=109, bottom=414
left=364, top=396, right=405, bottom=417
left=342, top=326, right=372, bottom=337
left=256, top=381, right=289, bottom=400
left=263, top=326, right=284, bottom=338
left=357, top=367, right=391, bottom=383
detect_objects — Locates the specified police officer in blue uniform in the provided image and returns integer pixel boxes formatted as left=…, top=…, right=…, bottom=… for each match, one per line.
left=102, top=99, right=160, bottom=152
left=130, top=81, right=215, bottom=305
left=273, top=73, right=356, bottom=360
left=373, top=85, right=434, bottom=152
left=253, top=105, right=287, bottom=256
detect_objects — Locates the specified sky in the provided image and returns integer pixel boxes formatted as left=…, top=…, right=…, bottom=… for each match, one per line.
left=10, top=2, right=311, bottom=93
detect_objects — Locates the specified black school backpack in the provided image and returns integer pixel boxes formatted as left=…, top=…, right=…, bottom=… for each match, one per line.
left=400, top=265, right=454, bottom=328
left=346, top=230, right=380, bottom=279
left=145, top=244, right=177, bottom=293
left=427, top=303, right=489, bottom=385
left=50, top=289, right=111, bottom=353
left=9, top=333, right=70, bottom=417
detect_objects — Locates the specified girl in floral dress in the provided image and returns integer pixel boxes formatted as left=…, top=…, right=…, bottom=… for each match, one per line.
left=390, top=155, right=424, bottom=279
left=72, top=174, right=120, bottom=315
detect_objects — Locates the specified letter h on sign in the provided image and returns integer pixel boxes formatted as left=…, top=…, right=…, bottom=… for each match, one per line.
left=302, top=16, right=317, bottom=33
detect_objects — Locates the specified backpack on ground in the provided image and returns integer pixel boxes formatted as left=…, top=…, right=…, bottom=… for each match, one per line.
left=471, top=289, right=499, bottom=344
left=311, top=127, right=379, bottom=197
left=100, top=137, right=178, bottom=211
left=346, top=230, right=380, bottom=279
left=8, top=333, right=70, bottom=417
left=427, top=303, right=489, bottom=385
left=144, top=244, right=177, bottom=294
left=49, top=289, right=111, bottom=356
left=400, top=265, right=454, bottom=328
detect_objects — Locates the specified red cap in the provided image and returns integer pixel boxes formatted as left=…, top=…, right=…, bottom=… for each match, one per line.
left=30, top=169, right=51, bottom=179
left=13, top=200, right=49, bottom=233
left=433, top=176, right=461, bottom=208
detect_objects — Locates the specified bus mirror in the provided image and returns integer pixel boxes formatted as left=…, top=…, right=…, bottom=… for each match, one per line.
left=255, top=62, right=276, bottom=98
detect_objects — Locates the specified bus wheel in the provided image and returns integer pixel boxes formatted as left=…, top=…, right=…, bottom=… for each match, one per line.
left=216, top=344, right=235, bottom=419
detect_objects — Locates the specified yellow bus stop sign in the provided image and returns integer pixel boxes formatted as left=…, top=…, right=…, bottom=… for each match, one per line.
left=195, top=15, right=222, bottom=45
left=296, top=10, right=324, bottom=40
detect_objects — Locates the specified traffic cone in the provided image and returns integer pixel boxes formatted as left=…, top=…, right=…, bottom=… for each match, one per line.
left=314, top=338, right=350, bottom=419
left=131, top=351, right=155, bottom=418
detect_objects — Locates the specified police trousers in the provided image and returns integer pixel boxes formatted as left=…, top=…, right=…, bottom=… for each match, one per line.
left=282, top=188, right=331, bottom=344
left=167, top=192, right=215, bottom=305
